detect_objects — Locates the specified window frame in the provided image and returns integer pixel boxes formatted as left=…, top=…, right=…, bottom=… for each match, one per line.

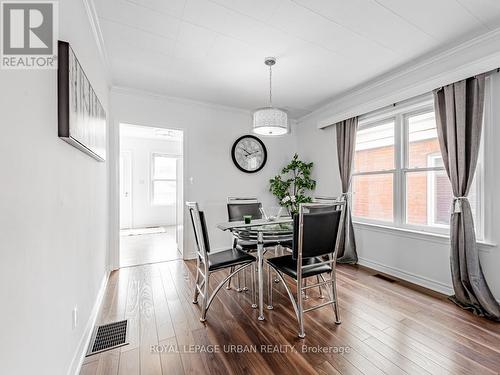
left=425, top=153, right=448, bottom=229
left=150, top=152, right=178, bottom=207
left=352, top=96, right=485, bottom=239
left=400, top=105, right=449, bottom=235
left=351, top=117, right=397, bottom=225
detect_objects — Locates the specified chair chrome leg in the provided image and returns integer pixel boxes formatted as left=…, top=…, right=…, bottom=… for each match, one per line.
left=273, top=246, right=280, bottom=283
left=267, top=265, right=273, bottom=310
left=226, top=266, right=234, bottom=290
left=303, top=279, right=309, bottom=299
left=200, top=272, right=209, bottom=322
left=193, top=258, right=201, bottom=304
left=251, top=263, right=257, bottom=308
left=297, top=280, right=305, bottom=338
left=270, top=268, right=304, bottom=337
left=317, top=275, right=324, bottom=299
left=243, top=266, right=249, bottom=291
left=236, top=271, right=242, bottom=292
left=206, top=263, right=253, bottom=313
left=331, top=272, right=341, bottom=324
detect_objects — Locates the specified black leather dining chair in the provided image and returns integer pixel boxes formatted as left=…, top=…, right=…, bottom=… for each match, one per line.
left=227, top=197, right=262, bottom=222
left=226, top=197, right=291, bottom=293
left=187, top=202, right=256, bottom=322
left=227, top=197, right=262, bottom=251
left=227, top=197, right=292, bottom=251
left=225, top=198, right=261, bottom=292
left=266, top=202, right=345, bottom=338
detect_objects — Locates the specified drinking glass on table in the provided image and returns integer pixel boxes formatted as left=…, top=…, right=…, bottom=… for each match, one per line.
left=259, top=207, right=283, bottom=221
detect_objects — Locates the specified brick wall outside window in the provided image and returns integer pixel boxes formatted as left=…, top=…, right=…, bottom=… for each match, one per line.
left=353, top=138, right=452, bottom=225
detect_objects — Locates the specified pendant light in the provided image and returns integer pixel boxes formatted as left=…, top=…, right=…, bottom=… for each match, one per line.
left=252, top=57, right=289, bottom=136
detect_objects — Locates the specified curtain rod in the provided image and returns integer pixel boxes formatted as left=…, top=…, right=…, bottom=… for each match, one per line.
left=359, top=92, right=433, bottom=120
left=385, top=66, right=498, bottom=105
left=326, top=67, right=500, bottom=127
left=476, top=66, right=500, bottom=77
left=434, top=67, right=500, bottom=92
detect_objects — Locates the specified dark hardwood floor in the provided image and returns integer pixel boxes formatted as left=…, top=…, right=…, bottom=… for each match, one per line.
left=80, top=259, right=500, bottom=375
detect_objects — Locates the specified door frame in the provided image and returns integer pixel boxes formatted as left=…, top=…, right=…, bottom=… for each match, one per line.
left=119, top=150, right=133, bottom=229
left=109, top=121, right=186, bottom=270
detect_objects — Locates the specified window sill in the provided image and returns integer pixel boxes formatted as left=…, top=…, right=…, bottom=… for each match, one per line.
left=352, top=220, right=496, bottom=252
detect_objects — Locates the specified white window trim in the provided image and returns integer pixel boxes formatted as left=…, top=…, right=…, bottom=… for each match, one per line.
left=351, top=116, right=397, bottom=224
left=426, top=153, right=447, bottom=229
left=400, top=106, right=449, bottom=235
left=151, top=152, right=178, bottom=207
left=352, top=96, right=485, bottom=240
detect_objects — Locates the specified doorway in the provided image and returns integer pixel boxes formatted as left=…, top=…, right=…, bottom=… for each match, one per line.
left=119, top=123, right=184, bottom=267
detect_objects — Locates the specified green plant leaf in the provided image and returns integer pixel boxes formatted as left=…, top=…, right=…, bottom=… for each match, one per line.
left=269, top=153, right=316, bottom=210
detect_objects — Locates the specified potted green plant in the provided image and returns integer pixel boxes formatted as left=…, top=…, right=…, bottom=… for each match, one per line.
left=269, top=153, right=316, bottom=215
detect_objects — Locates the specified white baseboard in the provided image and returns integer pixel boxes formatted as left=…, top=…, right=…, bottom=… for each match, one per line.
left=183, top=248, right=196, bottom=260
left=357, top=257, right=454, bottom=296
left=66, top=271, right=110, bottom=375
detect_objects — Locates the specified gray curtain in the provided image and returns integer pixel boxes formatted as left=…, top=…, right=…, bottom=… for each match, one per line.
left=434, top=74, right=500, bottom=320
left=335, top=117, right=358, bottom=264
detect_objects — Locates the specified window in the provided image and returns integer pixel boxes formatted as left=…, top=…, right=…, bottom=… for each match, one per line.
left=352, top=120, right=395, bottom=222
left=352, top=97, right=483, bottom=238
left=151, top=154, right=177, bottom=206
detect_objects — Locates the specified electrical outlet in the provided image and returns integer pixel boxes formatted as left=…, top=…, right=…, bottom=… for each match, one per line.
left=72, top=306, right=78, bottom=329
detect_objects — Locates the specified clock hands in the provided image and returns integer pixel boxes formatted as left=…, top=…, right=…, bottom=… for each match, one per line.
left=239, top=146, right=251, bottom=156
left=239, top=146, right=260, bottom=158
left=241, top=149, right=260, bottom=159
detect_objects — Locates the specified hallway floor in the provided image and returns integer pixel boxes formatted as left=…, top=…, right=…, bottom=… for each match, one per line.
left=120, top=226, right=181, bottom=267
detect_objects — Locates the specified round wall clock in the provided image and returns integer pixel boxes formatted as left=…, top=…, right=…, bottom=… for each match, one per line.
left=231, top=135, right=267, bottom=173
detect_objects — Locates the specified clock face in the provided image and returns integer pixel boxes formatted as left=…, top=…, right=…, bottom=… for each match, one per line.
left=231, top=135, right=267, bottom=173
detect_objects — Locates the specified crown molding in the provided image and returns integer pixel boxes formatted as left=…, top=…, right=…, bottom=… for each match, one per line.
left=297, top=27, right=500, bottom=128
left=111, top=85, right=256, bottom=117
left=82, top=0, right=111, bottom=87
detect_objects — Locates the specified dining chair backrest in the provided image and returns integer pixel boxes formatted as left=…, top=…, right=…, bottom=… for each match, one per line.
left=292, top=203, right=345, bottom=260
left=313, top=196, right=338, bottom=203
left=311, top=196, right=342, bottom=213
left=227, top=197, right=262, bottom=222
left=227, top=197, right=259, bottom=204
left=186, top=202, right=211, bottom=260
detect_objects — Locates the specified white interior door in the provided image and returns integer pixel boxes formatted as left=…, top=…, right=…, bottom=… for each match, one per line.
left=120, top=151, right=133, bottom=229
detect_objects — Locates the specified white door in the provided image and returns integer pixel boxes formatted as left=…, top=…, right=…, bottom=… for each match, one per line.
left=120, top=151, right=133, bottom=229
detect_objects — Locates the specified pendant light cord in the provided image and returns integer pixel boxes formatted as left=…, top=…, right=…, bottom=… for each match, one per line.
left=269, top=64, right=273, bottom=107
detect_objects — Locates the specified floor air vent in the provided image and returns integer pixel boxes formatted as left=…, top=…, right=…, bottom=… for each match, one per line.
left=373, top=273, right=396, bottom=283
left=86, top=320, right=129, bottom=356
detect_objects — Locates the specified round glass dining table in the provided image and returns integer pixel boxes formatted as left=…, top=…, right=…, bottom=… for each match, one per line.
left=217, top=218, right=293, bottom=320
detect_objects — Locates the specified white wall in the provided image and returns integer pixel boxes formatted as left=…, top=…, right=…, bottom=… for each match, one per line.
left=110, top=88, right=298, bottom=263
left=120, top=136, right=182, bottom=228
left=296, top=73, right=500, bottom=300
left=0, top=1, right=110, bottom=375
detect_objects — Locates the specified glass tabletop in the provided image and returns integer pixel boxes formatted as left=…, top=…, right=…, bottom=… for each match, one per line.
left=217, top=217, right=293, bottom=233
left=243, top=222, right=293, bottom=233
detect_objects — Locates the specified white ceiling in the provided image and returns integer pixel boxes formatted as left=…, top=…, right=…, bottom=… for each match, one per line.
left=94, top=0, right=500, bottom=118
